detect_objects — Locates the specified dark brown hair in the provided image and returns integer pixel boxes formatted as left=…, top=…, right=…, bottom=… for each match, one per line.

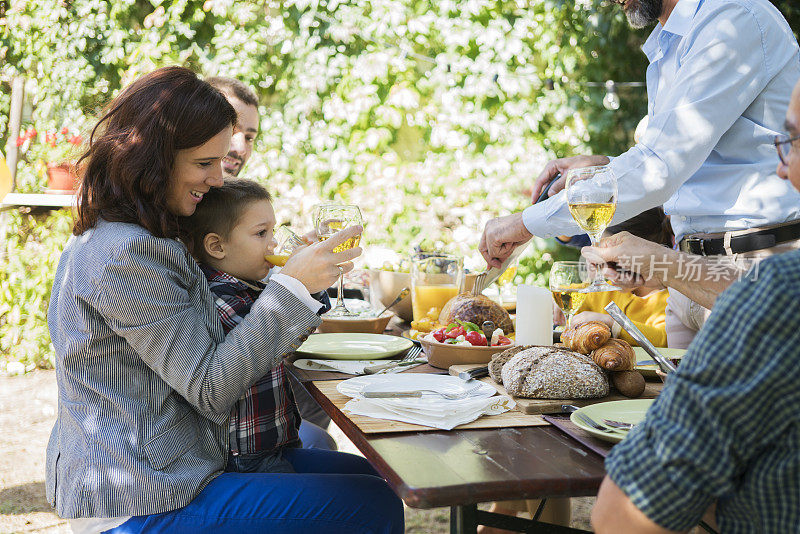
left=74, top=66, right=237, bottom=238
left=206, top=76, right=259, bottom=108
left=182, top=178, right=272, bottom=262
left=609, top=207, right=674, bottom=247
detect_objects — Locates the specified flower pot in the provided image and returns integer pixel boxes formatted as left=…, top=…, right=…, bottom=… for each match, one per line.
left=46, top=163, right=78, bottom=194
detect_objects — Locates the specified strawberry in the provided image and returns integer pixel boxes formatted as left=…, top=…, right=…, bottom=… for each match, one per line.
left=497, top=335, right=512, bottom=346
left=465, top=331, right=487, bottom=346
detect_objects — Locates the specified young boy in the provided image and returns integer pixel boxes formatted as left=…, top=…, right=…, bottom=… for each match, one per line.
left=184, top=178, right=332, bottom=473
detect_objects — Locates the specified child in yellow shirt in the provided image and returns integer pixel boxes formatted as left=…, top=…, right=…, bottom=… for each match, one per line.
left=566, top=206, right=673, bottom=347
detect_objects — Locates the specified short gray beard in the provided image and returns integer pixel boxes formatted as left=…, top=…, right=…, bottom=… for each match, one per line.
left=625, top=0, right=663, bottom=28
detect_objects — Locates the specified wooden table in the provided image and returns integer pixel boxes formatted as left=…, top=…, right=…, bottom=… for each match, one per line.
left=302, top=377, right=607, bottom=533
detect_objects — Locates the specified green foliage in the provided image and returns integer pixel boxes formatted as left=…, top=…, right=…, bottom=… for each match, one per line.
left=0, top=210, right=73, bottom=369
left=0, top=1, right=798, bottom=366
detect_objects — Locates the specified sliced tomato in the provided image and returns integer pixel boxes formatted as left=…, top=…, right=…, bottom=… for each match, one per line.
left=465, top=331, right=487, bottom=346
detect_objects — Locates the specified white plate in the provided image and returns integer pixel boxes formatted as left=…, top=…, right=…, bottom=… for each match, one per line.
left=296, top=333, right=413, bottom=360
left=337, top=373, right=497, bottom=401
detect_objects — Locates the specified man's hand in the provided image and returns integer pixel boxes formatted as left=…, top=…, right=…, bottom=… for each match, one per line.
left=479, top=213, right=533, bottom=269
left=581, top=231, right=671, bottom=290
left=281, top=225, right=362, bottom=294
left=530, top=155, right=611, bottom=203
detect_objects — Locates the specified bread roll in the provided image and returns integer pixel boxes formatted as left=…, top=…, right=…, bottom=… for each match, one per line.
left=561, top=321, right=612, bottom=354
left=591, top=338, right=635, bottom=371
left=612, top=370, right=646, bottom=398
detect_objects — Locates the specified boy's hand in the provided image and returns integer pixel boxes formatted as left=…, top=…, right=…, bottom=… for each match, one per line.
left=281, top=225, right=363, bottom=294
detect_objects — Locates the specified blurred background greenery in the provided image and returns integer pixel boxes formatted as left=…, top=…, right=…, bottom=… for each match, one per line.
left=0, top=0, right=797, bottom=368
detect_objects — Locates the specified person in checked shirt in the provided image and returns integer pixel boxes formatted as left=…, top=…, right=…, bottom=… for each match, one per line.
left=592, top=76, right=800, bottom=533
left=184, top=178, right=334, bottom=473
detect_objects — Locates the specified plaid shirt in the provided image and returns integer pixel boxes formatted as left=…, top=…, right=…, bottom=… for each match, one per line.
left=201, top=265, right=300, bottom=455
left=606, top=250, right=800, bottom=533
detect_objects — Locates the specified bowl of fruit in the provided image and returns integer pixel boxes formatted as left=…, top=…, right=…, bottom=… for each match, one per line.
left=420, top=320, right=514, bottom=369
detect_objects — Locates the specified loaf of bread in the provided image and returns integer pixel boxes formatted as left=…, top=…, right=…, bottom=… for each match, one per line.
left=561, top=321, right=611, bottom=354
left=591, top=338, right=635, bottom=371
left=488, top=345, right=571, bottom=383
left=488, top=345, right=532, bottom=383
left=500, top=347, right=609, bottom=399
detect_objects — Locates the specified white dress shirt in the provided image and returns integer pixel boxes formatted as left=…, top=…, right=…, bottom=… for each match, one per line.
left=523, top=0, right=800, bottom=242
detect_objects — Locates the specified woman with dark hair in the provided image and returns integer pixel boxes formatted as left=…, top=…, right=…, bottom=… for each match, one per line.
left=46, top=66, right=403, bottom=534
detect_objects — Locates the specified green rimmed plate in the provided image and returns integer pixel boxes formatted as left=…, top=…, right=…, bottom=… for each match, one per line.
left=296, top=333, right=413, bottom=360
left=571, top=399, right=655, bottom=443
left=633, top=347, right=687, bottom=377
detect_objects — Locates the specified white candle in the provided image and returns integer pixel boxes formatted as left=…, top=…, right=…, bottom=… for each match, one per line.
left=515, top=285, right=553, bottom=346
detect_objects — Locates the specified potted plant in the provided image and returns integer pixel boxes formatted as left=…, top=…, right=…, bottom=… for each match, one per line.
left=15, top=126, right=83, bottom=193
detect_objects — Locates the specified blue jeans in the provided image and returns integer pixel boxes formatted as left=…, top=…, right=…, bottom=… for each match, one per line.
left=108, top=449, right=404, bottom=534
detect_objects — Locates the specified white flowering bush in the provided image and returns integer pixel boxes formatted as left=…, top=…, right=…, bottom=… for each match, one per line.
left=3, top=0, right=792, bottom=367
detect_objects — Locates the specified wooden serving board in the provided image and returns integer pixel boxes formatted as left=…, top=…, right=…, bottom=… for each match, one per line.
left=449, top=364, right=663, bottom=415
left=314, top=380, right=549, bottom=434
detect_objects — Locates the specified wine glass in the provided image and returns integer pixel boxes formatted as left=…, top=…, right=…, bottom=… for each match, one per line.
left=565, top=165, right=621, bottom=292
left=315, top=203, right=364, bottom=317
left=495, top=263, right=517, bottom=309
left=549, top=261, right=590, bottom=328
left=265, top=226, right=306, bottom=267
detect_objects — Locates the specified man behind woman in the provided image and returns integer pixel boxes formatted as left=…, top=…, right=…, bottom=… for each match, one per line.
left=47, top=66, right=403, bottom=533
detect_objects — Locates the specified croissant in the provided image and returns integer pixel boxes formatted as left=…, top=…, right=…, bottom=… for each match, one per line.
left=561, top=321, right=612, bottom=354
left=591, top=339, right=635, bottom=371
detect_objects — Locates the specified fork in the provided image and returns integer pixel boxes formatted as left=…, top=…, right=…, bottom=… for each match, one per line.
left=362, top=384, right=483, bottom=400
left=363, top=345, right=423, bottom=374
left=574, top=413, right=628, bottom=435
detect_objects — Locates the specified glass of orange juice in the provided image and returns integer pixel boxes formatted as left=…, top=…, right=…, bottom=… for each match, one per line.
left=411, top=253, right=464, bottom=322
left=265, top=226, right=306, bottom=267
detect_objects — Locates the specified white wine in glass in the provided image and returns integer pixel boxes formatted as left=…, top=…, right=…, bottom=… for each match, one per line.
left=314, top=203, right=364, bottom=317
left=549, top=261, right=590, bottom=327
left=565, top=165, right=621, bottom=292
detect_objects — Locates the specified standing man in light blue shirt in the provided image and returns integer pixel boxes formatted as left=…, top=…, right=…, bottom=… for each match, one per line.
left=481, top=0, right=800, bottom=343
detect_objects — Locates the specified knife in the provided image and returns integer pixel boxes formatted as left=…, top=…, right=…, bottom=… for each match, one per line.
left=480, top=244, right=528, bottom=292
left=362, top=391, right=423, bottom=398
left=457, top=366, right=490, bottom=382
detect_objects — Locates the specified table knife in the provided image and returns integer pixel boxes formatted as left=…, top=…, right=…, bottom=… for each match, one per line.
left=362, top=391, right=423, bottom=398
left=458, top=366, right=489, bottom=381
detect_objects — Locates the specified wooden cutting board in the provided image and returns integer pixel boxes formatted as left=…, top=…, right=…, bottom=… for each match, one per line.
left=449, top=364, right=663, bottom=415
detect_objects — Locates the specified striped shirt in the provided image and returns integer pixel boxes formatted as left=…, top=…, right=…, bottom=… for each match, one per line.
left=46, top=220, right=321, bottom=518
left=201, top=265, right=301, bottom=455
left=606, top=249, right=800, bottom=532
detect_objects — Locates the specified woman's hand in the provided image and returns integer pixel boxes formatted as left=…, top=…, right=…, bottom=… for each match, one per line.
left=571, top=311, right=613, bottom=329
left=281, top=225, right=363, bottom=294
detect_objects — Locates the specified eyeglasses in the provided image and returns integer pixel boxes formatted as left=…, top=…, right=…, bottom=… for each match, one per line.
left=774, top=134, right=800, bottom=165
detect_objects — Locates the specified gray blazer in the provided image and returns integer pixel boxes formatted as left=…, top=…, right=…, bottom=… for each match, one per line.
left=46, top=220, right=320, bottom=518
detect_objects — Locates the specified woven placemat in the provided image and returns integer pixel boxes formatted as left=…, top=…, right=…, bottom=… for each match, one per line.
left=315, top=379, right=550, bottom=434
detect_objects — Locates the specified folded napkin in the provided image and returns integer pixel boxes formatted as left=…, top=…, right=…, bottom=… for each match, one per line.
left=293, top=358, right=423, bottom=375
left=344, top=395, right=515, bottom=430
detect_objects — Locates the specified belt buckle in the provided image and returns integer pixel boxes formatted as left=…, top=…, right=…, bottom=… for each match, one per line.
left=682, top=237, right=706, bottom=256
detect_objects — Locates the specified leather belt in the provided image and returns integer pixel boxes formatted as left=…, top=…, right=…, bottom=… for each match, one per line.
left=678, top=220, right=800, bottom=256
